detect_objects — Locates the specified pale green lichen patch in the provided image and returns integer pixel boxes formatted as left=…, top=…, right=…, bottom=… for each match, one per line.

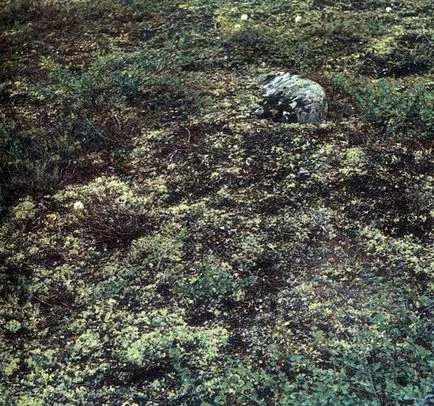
left=340, top=147, right=368, bottom=175
left=367, top=25, right=405, bottom=56
left=11, top=197, right=36, bottom=222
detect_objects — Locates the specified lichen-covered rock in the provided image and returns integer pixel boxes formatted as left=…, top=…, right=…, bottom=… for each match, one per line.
left=252, top=72, right=327, bottom=124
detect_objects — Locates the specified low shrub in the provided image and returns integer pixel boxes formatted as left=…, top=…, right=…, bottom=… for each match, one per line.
left=0, top=122, right=62, bottom=205
left=54, top=176, right=157, bottom=247
left=333, top=76, right=434, bottom=138
left=36, top=43, right=209, bottom=119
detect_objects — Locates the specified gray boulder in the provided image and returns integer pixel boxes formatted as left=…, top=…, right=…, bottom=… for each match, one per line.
left=252, top=72, right=327, bottom=124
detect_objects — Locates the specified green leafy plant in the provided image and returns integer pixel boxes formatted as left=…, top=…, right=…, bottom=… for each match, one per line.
left=37, top=43, right=208, bottom=116
left=334, top=76, right=434, bottom=138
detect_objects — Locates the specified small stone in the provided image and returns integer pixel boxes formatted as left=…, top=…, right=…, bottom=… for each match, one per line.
left=252, top=72, right=328, bottom=124
left=385, top=6, right=392, bottom=12
left=294, top=15, right=302, bottom=23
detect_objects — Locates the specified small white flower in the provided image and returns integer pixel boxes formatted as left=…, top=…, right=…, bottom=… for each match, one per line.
left=234, top=24, right=241, bottom=29
left=385, top=6, right=392, bottom=12
left=73, top=201, right=84, bottom=211
left=295, top=15, right=302, bottom=23
left=240, top=14, right=248, bottom=21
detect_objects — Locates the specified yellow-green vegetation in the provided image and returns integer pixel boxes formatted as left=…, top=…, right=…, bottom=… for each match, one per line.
left=1, top=0, right=433, bottom=404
